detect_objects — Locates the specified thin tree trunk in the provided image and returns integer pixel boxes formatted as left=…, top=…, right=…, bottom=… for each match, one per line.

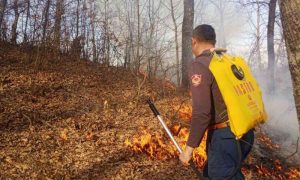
left=42, top=0, right=51, bottom=44
left=256, top=0, right=262, bottom=69
left=82, top=0, right=87, bottom=59
left=181, top=0, right=194, bottom=89
left=11, top=0, right=20, bottom=44
left=127, top=1, right=133, bottom=69
left=124, top=40, right=129, bottom=68
left=32, top=7, right=38, bottom=43
left=76, top=0, right=80, bottom=38
left=89, top=1, right=97, bottom=62
left=267, top=0, right=277, bottom=93
left=146, top=0, right=155, bottom=79
left=23, top=0, right=30, bottom=43
left=136, top=0, right=141, bottom=73
left=54, top=0, right=63, bottom=51
left=170, top=0, right=181, bottom=87
left=104, top=0, right=109, bottom=66
left=0, top=0, right=7, bottom=39
left=279, top=0, right=300, bottom=130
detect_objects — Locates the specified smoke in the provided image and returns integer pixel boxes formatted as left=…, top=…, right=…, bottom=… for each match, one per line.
left=254, top=66, right=300, bottom=156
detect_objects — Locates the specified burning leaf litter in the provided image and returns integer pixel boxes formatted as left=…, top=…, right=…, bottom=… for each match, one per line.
left=125, top=102, right=300, bottom=179
left=0, top=52, right=299, bottom=179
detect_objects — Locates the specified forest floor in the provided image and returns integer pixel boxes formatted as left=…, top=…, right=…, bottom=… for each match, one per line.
left=0, top=44, right=300, bottom=179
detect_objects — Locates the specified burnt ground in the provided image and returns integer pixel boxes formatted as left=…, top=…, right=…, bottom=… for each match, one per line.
left=0, top=46, right=299, bottom=179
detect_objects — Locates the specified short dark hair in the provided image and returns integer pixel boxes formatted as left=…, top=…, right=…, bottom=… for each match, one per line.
left=192, top=24, right=216, bottom=45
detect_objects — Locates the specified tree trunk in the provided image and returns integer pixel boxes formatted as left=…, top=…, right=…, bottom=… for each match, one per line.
left=256, top=0, right=262, bottom=69
left=0, top=0, right=7, bottom=39
left=76, top=0, right=80, bottom=38
left=125, top=2, right=133, bottom=69
left=136, top=0, right=141, bottom=73
left=89, top=0, right=97, bottom=62
left=170, top=0, right=181, bottom=87
left=54, top=0, right=64, bottom=51
left=267, top=0, right=277, bottom=93
left=279, top=0, right=300, bottom=129
left=104, top=0, right=110, bottom=66
left=181, top=0, right=194, bottom=89
left=11, top=0, right=19, bottom=44
left=23, top=0, right=30, bottom=43
left=42, top=0, right=51, bottom=44
left=82, top=0, right=87, bottom=59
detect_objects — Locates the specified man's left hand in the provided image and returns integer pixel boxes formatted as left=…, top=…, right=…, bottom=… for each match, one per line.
left=179, top=146, right=194, bottom=166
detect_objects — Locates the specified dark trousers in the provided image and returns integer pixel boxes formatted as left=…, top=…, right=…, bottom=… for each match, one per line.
left=203, top=127, right=254, bottom=180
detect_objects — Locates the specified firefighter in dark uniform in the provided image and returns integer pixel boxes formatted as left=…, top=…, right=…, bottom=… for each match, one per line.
left=179, top=24, right=254, bottom=180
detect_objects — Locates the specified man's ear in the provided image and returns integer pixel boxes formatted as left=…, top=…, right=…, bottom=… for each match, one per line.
left=192, top=38, right=197, bottom=46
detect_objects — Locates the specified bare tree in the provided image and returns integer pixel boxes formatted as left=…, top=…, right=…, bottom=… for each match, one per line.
left=0, top=0, right=7, bottom=39
left=256, top=0, right=263, bottom=69
left=89, top=0, right=97, bottom=62
left=54, top=0, right=64, bottom=51
left=279, top=0, right=300, bottom=130
left=170, top=0, right=181, bottom=86
left=267, top=0, right=277, bottom=93
left=81, top=0, right=88, bottom=59
left=11, top=0, right=20, bottom=44
left=76, top=0, right=80, bottom=38
left=42, top=0, right=51, bottom=44
left=181, top=0, right=194, bottom=89
left=103, top=0, right=110, bottom=66
left=136, top=0, right=141, bottom=73
left=23, top=0, right=30, bottom=43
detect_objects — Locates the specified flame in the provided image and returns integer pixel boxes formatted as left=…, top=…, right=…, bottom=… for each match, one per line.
left=286, top=168, right=300, bottom=179
left=174, top=104, right=192, bottom=121
left=125, top=100, right=208, bottom=167
left=125, top=127, right=207, bottom=167
left=125, top=102, right=300, bottom=178
left=125, top=130, right=178, bottom=160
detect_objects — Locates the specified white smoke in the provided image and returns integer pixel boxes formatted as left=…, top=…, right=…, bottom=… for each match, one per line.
left=255, top=66, right=300, bottom=157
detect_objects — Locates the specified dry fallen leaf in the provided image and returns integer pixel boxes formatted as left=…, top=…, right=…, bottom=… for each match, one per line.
left=59, top=128, right=68, bottom=141
left=86, top=131, right=93, bottom=141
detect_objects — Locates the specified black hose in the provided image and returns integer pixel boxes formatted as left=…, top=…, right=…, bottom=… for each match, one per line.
left=147, top=99, right=160, bottom=116
left=225, top=139, right=242, bottom=180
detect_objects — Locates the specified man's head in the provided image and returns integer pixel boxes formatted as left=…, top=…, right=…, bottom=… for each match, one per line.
left=192, top=24, right=216, bottom=57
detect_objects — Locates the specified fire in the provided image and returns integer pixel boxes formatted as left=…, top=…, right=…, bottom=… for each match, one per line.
left=125, top=101, right=300, bottom=178
left=125, top=127, right=207, bottom=167
left=286, top=168, right=300, bottom=179
left=254, top=161, right=300, bottom=179
left=125, top=130, right=177, bottom=160
left=174, top=104, right=192, bottom=121
left=125, top=101, right=207, bottom=167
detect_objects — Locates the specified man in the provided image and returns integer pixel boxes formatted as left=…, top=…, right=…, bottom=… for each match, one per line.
left=179, top=24, right=254, bottom=179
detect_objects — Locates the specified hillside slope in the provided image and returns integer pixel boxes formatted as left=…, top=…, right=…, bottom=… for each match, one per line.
left=0, top=46, right=299, bottom=179
left=0, top=49, right=197, bottom=179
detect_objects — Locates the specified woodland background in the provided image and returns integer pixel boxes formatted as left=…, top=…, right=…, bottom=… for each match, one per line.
left=0, top=0, right=300, bottom=179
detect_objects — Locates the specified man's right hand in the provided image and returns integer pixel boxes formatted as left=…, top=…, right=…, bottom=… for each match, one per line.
left=179, top=146, right=194, bottom=166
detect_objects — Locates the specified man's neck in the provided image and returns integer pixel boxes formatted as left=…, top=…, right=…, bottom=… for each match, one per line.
left=196, top=45, right=215, bottom=57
